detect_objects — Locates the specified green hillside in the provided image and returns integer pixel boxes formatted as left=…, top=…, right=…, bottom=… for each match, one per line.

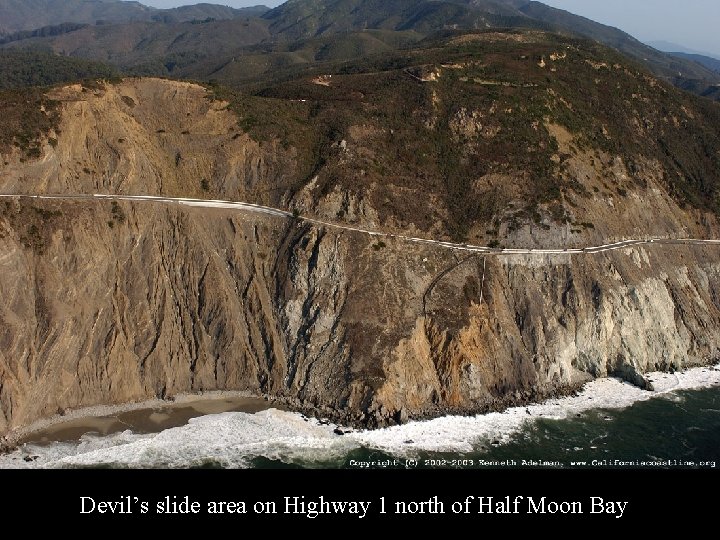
left=0, top=49, right=119, bottom=89
left=212, top=30, right=720, bottom=241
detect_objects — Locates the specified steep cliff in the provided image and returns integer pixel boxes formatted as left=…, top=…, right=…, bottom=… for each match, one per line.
left=1, top=196, right=720, bottom=437
left=1, top=31, right=720, bottom=439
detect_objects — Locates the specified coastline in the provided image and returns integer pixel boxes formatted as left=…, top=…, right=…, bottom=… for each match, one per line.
left=351, top=361, right=720, bottom=456
left=1, top=380, right=589, bottom=451
left=1, top=362, right=719, bottom=468
left=3, top=359, right=720, bottom=459
left=1, top=390, right=270, bottom=451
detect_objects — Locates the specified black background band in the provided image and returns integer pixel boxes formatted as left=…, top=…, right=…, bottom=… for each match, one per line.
left=0, top=468, right=710, bottom=527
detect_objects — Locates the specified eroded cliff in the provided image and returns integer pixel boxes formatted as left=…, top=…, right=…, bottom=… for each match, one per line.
left=1, top=195, right=719, bottom=437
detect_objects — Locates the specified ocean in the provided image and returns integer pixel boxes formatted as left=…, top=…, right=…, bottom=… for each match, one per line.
left=2, top=364, right=719, bottom=469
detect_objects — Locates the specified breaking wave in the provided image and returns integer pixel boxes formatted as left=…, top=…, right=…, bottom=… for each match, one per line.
left=2, top=364, right=719, bottom=469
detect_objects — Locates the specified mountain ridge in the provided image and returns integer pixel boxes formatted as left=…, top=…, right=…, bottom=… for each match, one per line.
left=647, top=40, right=720, bottom=61
left=0, top=0, right=271, bottom=34
left=2, top=0, right=718, bottom=103
left=667, top=52, right=720, bottom=74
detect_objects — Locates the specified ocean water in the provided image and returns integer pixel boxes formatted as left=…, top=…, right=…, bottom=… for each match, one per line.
left=2, top=364, right=720, bottom=469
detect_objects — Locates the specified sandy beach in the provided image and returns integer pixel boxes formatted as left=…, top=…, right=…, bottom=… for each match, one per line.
left=12, top=392, right=276, bottom=447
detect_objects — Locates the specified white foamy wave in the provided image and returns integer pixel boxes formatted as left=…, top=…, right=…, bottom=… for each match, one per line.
left=2, top=410, right=357, bottom=469
left=352, top=364, right=720, bottom=455
left=0, top=430, right=149, bottom=469
left=2, top=364, right=719, bottom=468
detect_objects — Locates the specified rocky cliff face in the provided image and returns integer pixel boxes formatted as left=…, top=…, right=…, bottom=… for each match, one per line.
left=1, top=72, right=719, bottom=439
left=1, top=195, right=719, bottom=437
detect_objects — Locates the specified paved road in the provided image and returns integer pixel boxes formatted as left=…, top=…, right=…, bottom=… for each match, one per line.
left=3, top=193, right=720, bottom=256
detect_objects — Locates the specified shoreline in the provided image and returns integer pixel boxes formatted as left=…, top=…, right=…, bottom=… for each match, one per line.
left=1, top=362, right=719, bottom=467
left=1, top=390, right=268, bottom=451
left=2, top=360, right=720, bottom=457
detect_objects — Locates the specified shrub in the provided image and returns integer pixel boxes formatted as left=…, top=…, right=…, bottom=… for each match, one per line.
left=111, top=202, right=126, bottom=223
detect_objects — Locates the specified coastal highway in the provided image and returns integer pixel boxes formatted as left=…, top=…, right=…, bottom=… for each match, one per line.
left=2, top=193, right=720, bottom=256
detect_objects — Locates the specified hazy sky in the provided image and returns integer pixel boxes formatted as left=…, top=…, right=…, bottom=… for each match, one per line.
left=140, top=0, right=719, bottom=57
left=541, top=0, right=720, bottom=57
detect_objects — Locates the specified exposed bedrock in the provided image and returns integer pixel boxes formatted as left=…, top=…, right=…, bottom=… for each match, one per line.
left=1, top=197, right=718, bottom=437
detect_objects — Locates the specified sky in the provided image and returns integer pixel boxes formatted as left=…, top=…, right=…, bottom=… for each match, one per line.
left=537, top=0, right=720, bottom=57
left=139, top=0, right=719, bottom=58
